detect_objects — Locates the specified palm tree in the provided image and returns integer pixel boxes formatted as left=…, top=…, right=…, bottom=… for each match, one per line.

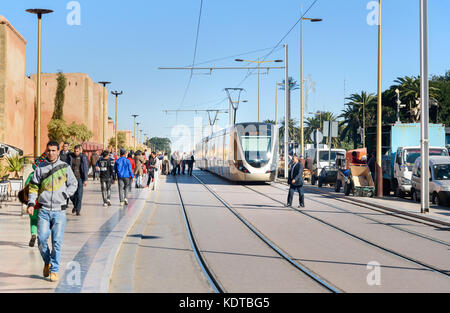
left=304, top=111, right=340, bottom=147
left=278, top=77, right=300, bottom=92
left=394, top=76, right=440, bottom=122
left=340, top=92, right=376, bottom=149
left=278, top=118, right=299, bottom=144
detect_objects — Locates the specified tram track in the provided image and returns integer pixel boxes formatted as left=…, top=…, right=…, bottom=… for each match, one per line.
left=174, top=176, right=224, bottom=293
left=188, top=174, right=340, bottom=293
left=241, top=183, right=450, bottom=279
left=269, top=181, right=450, bottom=247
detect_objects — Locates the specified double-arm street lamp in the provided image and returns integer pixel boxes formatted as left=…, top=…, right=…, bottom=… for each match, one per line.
left=235, top=58, right=283, bottom=122
left=26, top=8, right=53, bottom=157
left=300, top=7, right=322, bottom=157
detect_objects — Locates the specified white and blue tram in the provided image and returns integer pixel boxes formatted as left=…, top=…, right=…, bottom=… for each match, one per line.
left=194, top=122, right=278, bottom=182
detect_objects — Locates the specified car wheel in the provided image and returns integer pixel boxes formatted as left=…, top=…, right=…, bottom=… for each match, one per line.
left=395, top=186, right=405, bottom=198
left=435, top=193, right=442, bottom=206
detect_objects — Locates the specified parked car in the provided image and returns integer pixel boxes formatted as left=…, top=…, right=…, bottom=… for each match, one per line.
left=411, top=156, right=450, bottom=206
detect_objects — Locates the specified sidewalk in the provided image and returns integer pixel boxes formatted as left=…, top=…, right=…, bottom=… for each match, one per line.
left=0, top=178, right=151, bottom=293
left=275, top=178, right=450, bottom=227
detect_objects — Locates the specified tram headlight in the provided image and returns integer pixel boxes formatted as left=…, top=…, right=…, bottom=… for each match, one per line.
left=238, top=165, right=249, bottom=173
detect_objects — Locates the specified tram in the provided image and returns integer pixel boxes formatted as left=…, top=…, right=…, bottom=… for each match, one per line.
left=195, top=122, right=278, bottom=182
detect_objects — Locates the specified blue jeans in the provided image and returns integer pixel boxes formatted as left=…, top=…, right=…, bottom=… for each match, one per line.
left=135, top=175, right=142, bottom=188
left=70, top=178, right=84, bottom=213
left=37, top=209, right=66, bottom=273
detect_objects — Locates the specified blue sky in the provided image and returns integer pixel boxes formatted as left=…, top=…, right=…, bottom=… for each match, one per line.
left=3, top=0, right=450, bottom=142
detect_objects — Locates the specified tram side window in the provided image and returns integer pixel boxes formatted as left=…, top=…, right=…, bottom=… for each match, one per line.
left=224, top=133, right=229, bottom=160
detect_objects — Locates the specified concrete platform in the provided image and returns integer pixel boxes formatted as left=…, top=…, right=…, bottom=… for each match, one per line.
left=0, top=178, right=151, bottom=293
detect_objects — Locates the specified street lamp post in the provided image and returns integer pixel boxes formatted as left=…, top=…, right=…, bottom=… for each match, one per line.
left=284, top=44, right=290, bottom=179
left=420, top=0, right=430, bottom=213
left=99, top=81, right=111, bottom=148
left=235, top=58, right=283, bottom=122
left=111, top=91, right=123, bottom=154
left=132, top=114, right=138, bottom=150
left=376, top=0, right=383, bottom=198
left=26, top=8, right=53, bottom=157
left=300, top=7, right=322, bottom=158
left=136, top=122, right=140, bottom=147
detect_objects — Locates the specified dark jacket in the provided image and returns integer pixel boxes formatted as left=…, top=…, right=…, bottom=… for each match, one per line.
left=288, top=162, right=304, bottom=187
left=96, top=157, right=116, bottom=181
left=146, top=157, right=158, bottom=174
left=68, top=153, right=89, bottom=182
left=59, top=150, right=71, bottom=164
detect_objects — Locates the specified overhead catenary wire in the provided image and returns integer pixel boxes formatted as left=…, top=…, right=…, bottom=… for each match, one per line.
left=179, top=0, right=204, bottom=108
left=235, top=0, right=320, bottom=88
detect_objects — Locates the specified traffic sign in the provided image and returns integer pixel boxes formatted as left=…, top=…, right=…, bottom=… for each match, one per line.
left=310, top=130, right=323, bottom=144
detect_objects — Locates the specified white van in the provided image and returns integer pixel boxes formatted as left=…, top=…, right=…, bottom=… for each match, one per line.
left=411, top=156, right=450, bottom=206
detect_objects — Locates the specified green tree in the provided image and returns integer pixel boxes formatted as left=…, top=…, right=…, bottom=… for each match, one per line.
left=394, top=75, right=440, bottom=122
left=340, top=92, right=376, bottom=149
left=304, top=111, right=340, bottom=147
left=108, top=132, right=126, bottom=149
left=47, top=119, right=70, bottom=143
left=145, top=137, right=171, bottom=154
left=52, top=71, right=66, bottom=120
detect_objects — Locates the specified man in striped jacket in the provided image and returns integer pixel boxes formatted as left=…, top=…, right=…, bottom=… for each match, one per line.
left=27, top=141, right=78, bottom=282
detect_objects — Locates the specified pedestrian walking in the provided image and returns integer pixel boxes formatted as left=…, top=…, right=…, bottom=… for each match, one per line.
left=90, top=151, right=99, bottom=181
left=181, top=152, right=187, bottom=175
left=162, top=153, right=170, bottom=175
left=145, top=152, right=158, bottom=188
left=187, top=152, right=195, bottom=176
left=59, top=142, right=71, bottom=164
left=97, top=150, right=116, bottom=207
left=115, top=148, right=134, bottom=206
left=26, top=141, right=78, bottom=282
left=286, top=154, right=305, bottom=208
left=68, top=145, right=89, bottom=216
left=134, top=151, right=145, bottom=188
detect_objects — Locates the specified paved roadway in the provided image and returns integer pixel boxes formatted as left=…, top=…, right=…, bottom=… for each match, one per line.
left=1, top=169, right=449, bottom=293
left=109, top=170, right=450, bottom=293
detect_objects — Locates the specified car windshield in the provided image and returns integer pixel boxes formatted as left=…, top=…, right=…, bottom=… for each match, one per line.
left=433, top=164, right=450, bottom=180
left=240, top=135, right=272, bottom=161
left=319, top=151, right=345, bottom=162
left=404, top=149, right=447, bottom=165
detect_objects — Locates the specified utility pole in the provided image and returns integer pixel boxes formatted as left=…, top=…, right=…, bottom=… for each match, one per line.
left=132, top=114, right=138, bottom=150
left=111, top=91, right=123, bottom=154
left=136, top=122, right=140, bottom=147
left=420, top=0, right=430, bottom=213
left=376, top=0, right=383, bottom=198
left=284, top=44, right=290, bottom=179
left=225, top=88, right=245, bottom=125
left=99, top=82, right=111, bottom=148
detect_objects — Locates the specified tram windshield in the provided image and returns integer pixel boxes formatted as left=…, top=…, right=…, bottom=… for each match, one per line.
left=237, top=124, right=273, bottom=167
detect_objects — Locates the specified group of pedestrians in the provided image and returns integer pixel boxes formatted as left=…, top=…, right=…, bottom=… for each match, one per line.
left=170, top=151, right=195, bottom=176
left=18, top=140, right=169, bottom=283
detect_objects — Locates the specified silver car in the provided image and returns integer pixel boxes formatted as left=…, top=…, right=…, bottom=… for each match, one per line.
left=411, top=156, right=450, bottom=206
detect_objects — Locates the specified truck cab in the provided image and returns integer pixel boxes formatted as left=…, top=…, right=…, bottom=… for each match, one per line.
left=393, top=146, right=448, bottom=197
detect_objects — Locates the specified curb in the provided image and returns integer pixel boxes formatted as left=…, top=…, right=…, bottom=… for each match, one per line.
left=80, top=186, right=152, bottom=293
